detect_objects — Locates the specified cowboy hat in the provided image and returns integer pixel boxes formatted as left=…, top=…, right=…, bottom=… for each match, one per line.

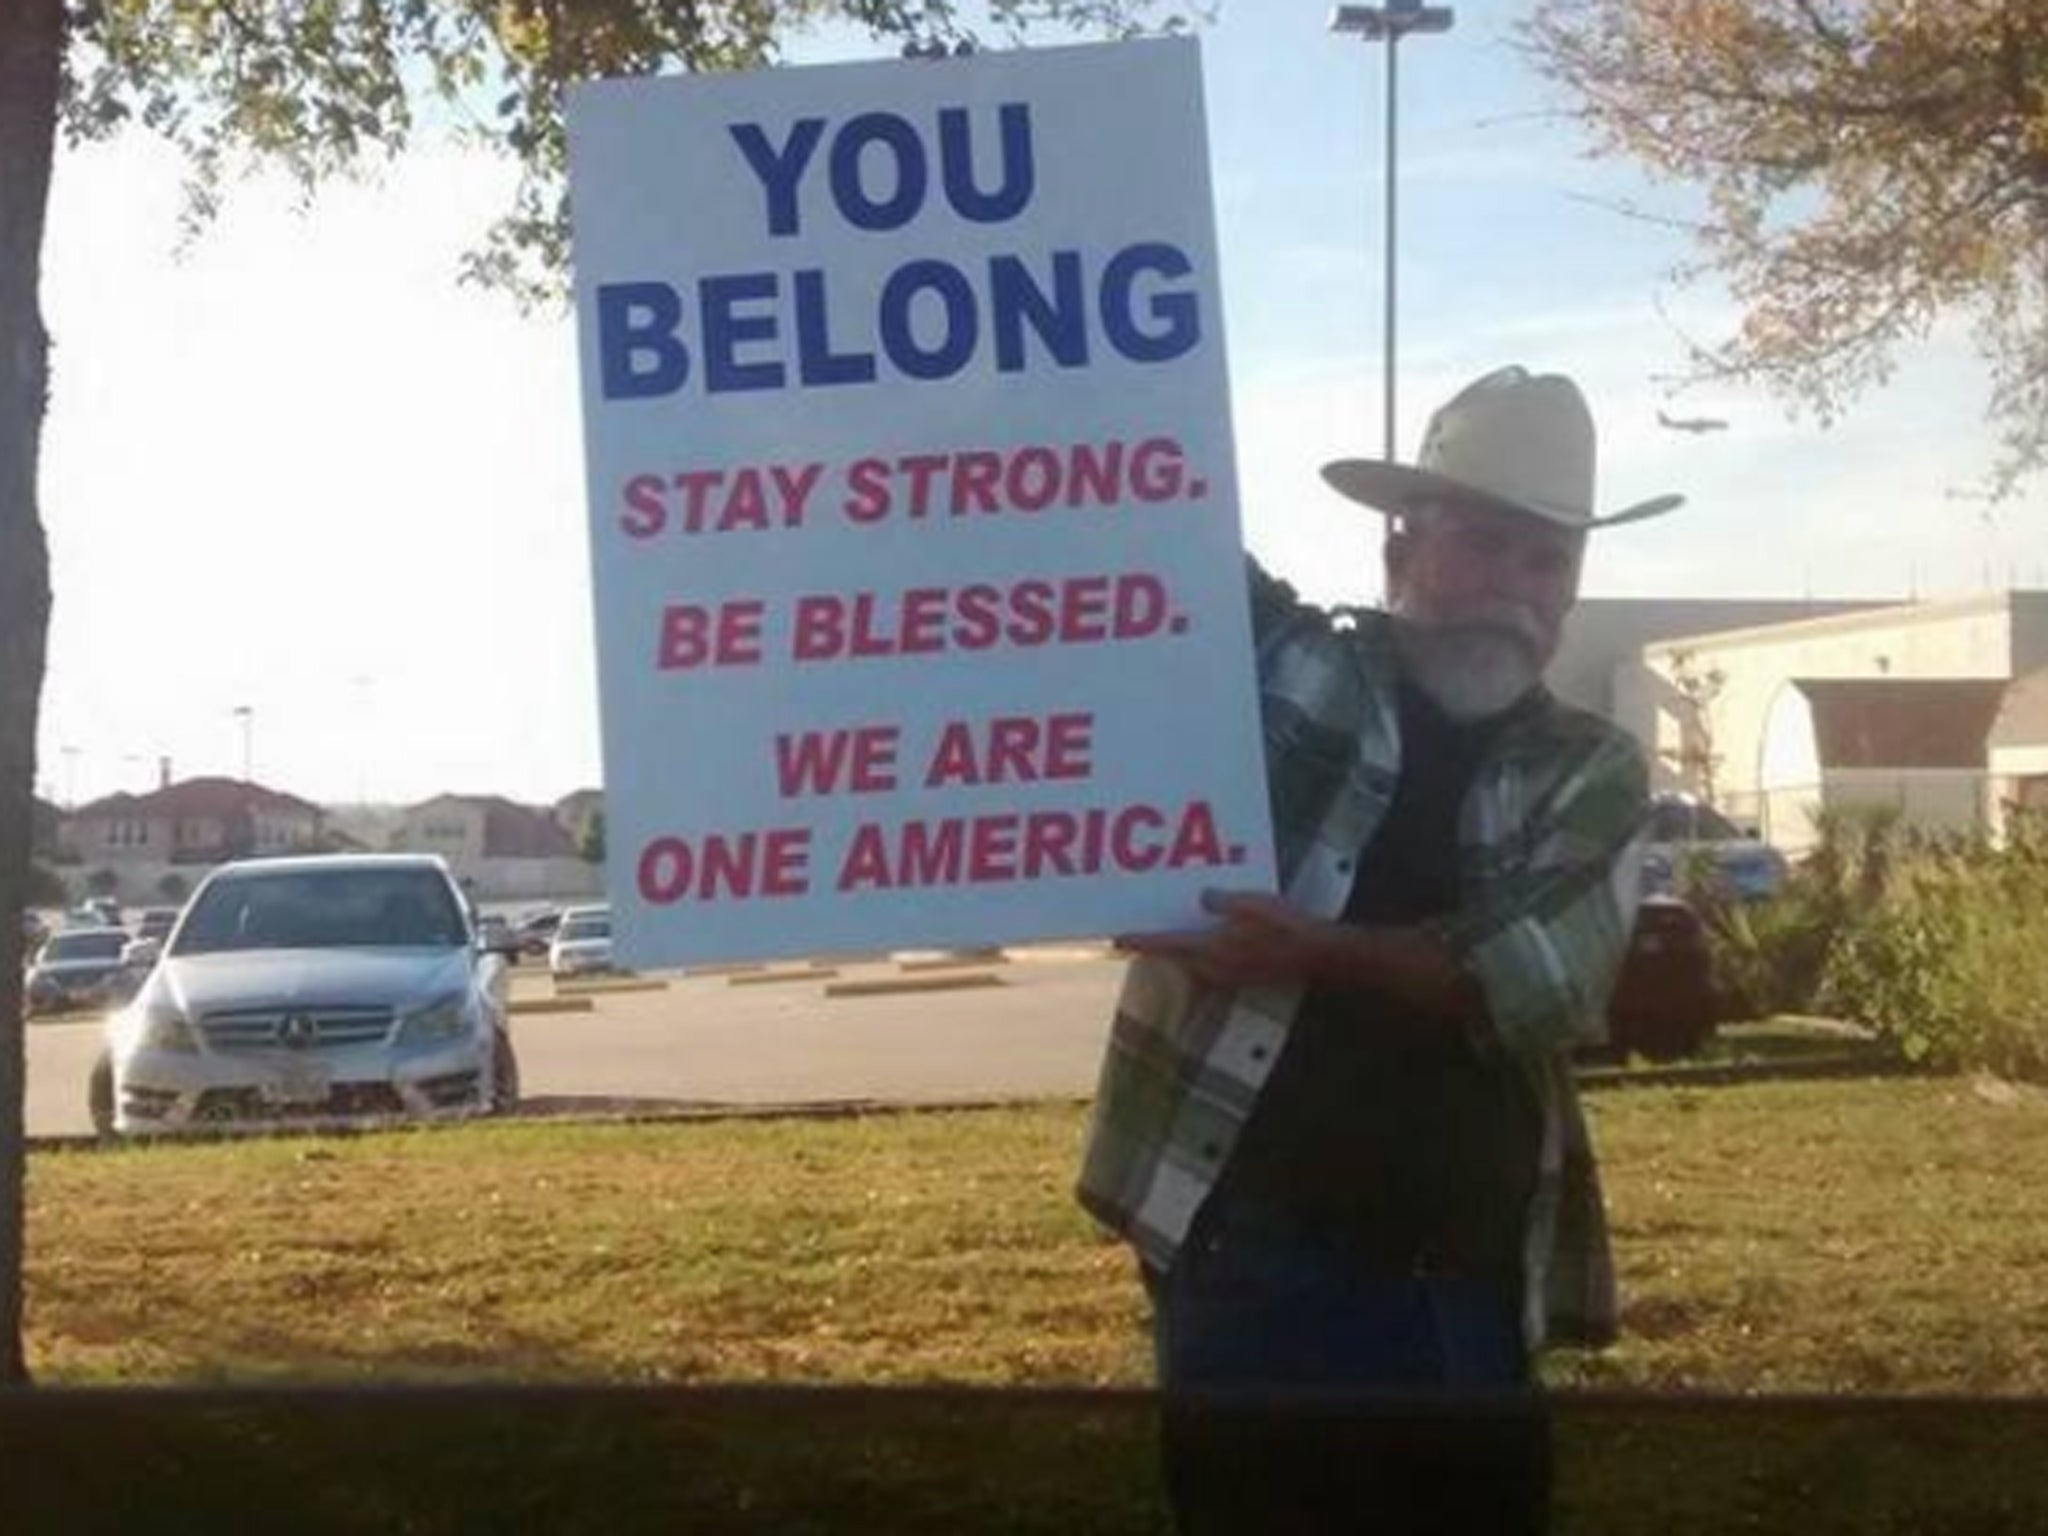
left=1321, top=365, right=1683, bottom=530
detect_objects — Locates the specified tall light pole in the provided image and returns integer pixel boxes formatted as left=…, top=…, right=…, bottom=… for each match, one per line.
left=1329, top=1, right=1454, bottom=460
left=232, top=705, right=254, bottom=783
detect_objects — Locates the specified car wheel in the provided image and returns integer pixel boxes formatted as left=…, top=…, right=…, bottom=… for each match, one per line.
left=490, top=1030, right=521, bottom=1114
left=88, top=1050, right=115, bottom=1138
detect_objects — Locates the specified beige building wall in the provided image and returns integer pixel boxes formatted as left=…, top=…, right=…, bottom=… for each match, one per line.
left=1549, top=597, right=1878, bottom=719
left=400, top=800, right=489, bottom=865
left=1622, top=595, right=2038, bottom=808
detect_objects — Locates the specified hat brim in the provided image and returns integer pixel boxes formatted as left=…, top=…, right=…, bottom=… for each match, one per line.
left=1320, top=459, right=1684, bottom=530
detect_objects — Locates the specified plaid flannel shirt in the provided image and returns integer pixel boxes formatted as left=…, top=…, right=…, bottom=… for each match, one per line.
left=1077, top=561, right=1646, bottom=1350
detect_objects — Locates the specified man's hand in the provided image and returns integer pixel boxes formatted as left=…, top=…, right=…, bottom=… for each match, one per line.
left=1115, top=889, right=1341, bottom=991
left=1117, top=889, right=1487, bottom=1025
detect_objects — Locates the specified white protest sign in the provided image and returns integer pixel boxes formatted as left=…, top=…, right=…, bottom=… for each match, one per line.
left=567, top=38, right=1274, bottom=967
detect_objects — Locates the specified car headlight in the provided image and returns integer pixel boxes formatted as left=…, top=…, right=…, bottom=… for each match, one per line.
left=138, top=998, right=199, bottom=1054
left=397, top=994, right=471, bottom=1047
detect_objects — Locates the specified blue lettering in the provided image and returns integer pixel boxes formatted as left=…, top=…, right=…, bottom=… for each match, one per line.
left=794, top=269, right=877, bottom=387
left=989, top=251, right=1087, bottom=372
left=598, top=282, right=690, bottom=399
left=939, top=103, right=1034, bottom=224
left=700, top=273, right=784, bottom=393
left=878, top=260, right=978, bottom=381
left=829, top=112, right=928, bottom=232
left=1101, top=243, right=1200, bottom=364
left=729, top=118, right=827, bottom=237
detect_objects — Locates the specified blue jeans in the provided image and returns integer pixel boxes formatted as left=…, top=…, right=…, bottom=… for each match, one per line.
left=1147, top=1223, right=1550, bottom=1535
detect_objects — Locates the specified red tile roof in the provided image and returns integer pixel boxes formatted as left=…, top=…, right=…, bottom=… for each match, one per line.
left=72, top=777, right=323, bottom=821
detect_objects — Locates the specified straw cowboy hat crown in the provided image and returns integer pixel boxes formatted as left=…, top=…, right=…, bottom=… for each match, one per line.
left=1321, top=366, right=1683, bottom=530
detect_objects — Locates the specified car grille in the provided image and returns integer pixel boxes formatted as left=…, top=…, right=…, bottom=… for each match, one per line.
left=197, top=1005, right=396, bottom=1052
left=194, top=1084, right=407, bottom=1120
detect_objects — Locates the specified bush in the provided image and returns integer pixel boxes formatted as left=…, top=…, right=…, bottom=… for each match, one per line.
left=1681, top=806, right=1902, bottom=1021
left=1820, top=811, right=2048, bottom=1082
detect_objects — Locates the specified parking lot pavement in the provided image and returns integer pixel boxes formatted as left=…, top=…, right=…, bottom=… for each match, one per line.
left=24, top=951, right=1128, bottom=1141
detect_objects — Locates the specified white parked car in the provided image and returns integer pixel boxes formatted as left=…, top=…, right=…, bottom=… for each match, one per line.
left=548, top=906, right=614, bottom=980
left=93, top=854, right=517, bottom=1136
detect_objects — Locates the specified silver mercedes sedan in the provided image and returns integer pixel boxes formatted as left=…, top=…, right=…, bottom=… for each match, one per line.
left=96, top=854, right=518, bottom=1135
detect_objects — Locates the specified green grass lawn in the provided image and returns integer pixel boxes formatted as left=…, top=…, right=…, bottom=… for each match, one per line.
left=18, top=1074, right=2048, bottom=1532
left=25, top=1074, right=2048, bottom=1393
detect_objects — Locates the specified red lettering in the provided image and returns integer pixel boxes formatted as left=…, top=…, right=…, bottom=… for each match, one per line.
left=1044, top=713, right=1094, bottom=780
left=1168, top=801, right=1226, bottom=867
left=1128, top=437, right=1186, bottom=502
left=900, top=819, right=965, bottom=886
left=770, top=462, right=823, bottom=526
left=967, top=813, right=1020, bottom=882
left=950, top=451, right=1003, bottom=513
left=924, top=723, right=979, bottom=789
left=1065, top=441, right=1124, bottom=506
left=1006, top=446, right=1060, bottom=512
left=1058, top=575, right=1112, bottom=641
left=620, top=474, right=667, bottom=538
left=1007, top=579, right=1056, bottom=646
left=986, top=717, right=1039, bottom=783
left=657, top=601, right=763, bottom=670
left=1111, top=804, right=1167, bottom=871
left=674, top=469, right=723, bottom=532
left=837, top=823, right=892, bottom=892
left=954, top=584, right=1002, bottom=650
left=1021, top=810, right=1078, bottom=876
left=1114, top=574, right=1169, bottom=638
left=899, top=453, right=948, bottom=518
left=636, top=828, right=813, bottom=903
left=774, top=726, right=899, bottom=798
left=792, top=594, right=845, bottom=661
left=844, top=458, right=891, bottom=522
left=898, top=587, right=948, bottom=655
left=724, top=468, right=770, bottom=532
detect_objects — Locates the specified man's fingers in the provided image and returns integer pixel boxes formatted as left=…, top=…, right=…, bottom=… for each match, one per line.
left=1113, top=928, right=1215, bottom=956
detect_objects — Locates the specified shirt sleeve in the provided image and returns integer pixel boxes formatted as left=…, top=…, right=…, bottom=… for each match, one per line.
left=1246, top=554, right=1330, bottom=668
left=1439, top=728, right=1650, bottom=1060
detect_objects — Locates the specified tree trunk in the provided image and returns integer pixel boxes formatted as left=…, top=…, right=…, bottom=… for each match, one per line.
left=0, top=0, right=64, bottom=1386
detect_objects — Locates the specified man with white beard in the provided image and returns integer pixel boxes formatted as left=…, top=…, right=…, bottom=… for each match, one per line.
left=1077, top=367, right=1680, bottom=1535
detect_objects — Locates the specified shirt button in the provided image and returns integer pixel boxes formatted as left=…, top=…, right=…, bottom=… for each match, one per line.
left=1249, top=1045, right=1269, bottom=1061
left=1200, top=1142, right=1222, bottom=1160
left=1335, top=858, right=1353, bottom=873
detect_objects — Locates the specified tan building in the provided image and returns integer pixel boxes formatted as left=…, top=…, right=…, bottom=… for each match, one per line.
left=1604, top=592, right=2048, bottom=851
left=396, top=794, right=601, bottom=902
left=64, top=778, right=326, bottom=902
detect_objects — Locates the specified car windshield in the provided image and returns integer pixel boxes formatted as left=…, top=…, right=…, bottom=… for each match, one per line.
left=1648, top=802, right=1746, bottom=842
left=560, top=916, right=611, bottom=942
left=42, top=932, right=126, bottom=963
left=172, top=868, right=469, bottom=955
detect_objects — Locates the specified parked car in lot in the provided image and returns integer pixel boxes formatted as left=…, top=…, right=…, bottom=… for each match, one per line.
left=548, top=906, right=613, bottom=980
left=93, top=854, right=518, bottom=1137
left=475, top=914, right=521, bottom=963
left=1594, top=896, right=1718, bottom=1062
left=1640, top=794, right=1788, bottom=902
left=133, top=907, right=181, bottom=947
left=26, top=927, right=133, bottom=1017
left=516, top=908, right=563, bottom=959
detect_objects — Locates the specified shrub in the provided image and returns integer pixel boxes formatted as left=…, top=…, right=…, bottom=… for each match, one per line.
left=1820, top=811, right=2048, bottom=1082
left=1681, top=805, right=1903, bottom=1021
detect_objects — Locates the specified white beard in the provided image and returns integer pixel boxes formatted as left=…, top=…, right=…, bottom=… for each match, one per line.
left=1392, top=620, right=1544, bottom=723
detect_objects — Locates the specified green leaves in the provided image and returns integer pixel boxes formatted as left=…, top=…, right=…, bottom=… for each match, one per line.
left=53, top=0, right=1201, bottom=304
left=1523, top=0, right=2048, bottom=493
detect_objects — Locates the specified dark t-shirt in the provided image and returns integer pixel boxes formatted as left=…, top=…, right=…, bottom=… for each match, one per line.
left=1210, top=679, right=1543, bottom=1294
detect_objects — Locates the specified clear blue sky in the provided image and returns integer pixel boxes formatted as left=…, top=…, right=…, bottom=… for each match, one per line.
left=34, top=2, right=2044, bottom=810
